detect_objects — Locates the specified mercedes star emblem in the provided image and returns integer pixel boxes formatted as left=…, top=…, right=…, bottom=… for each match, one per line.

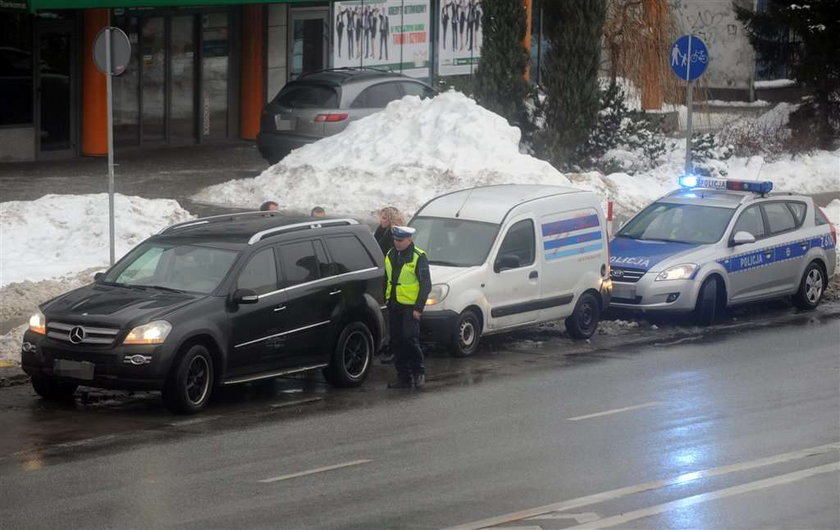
left=69, top=326, right=86, bottom=344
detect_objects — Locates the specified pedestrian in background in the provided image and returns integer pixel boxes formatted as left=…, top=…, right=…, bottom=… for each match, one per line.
left=374, top=206, right=404, bottom=255
left=260, top=201, right=279, bottom=212
left=311, top=206, right=326, bottom=217
left=385, top=226, right=431, bottom=389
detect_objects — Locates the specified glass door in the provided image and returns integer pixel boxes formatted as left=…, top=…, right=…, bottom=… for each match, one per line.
left=36, top=20, right=75, bottom=156
left=170, top=15, right=196, bottom=141
left=141, top=16, right=166, bottom=142
left=201, top=12, right=229, bottom=140
left=289, top=8, right=329, bottom=80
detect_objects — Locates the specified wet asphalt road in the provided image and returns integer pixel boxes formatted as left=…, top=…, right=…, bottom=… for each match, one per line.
left=0, top=309, right=838, bottom=529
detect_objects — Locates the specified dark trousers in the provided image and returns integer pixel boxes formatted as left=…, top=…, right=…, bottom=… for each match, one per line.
left=388, top=305, right=424, bottom=380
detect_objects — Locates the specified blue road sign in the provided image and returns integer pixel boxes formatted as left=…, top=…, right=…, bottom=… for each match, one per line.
left=670, top=35, right=709, bottom=81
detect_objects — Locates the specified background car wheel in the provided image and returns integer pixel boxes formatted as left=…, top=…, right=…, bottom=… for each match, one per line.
left=162, top=344, right=214, bottom=414
left=31, top=377, right=77, bottom=400
left=793, top=262, right=825, bottom=310
left=695, top=277, right=723, bottom=326
left=448, top=309, right=481, bottom=357
left=565, top=292, right=601, bottom=339
left=323, top=322, right=373, bottom=387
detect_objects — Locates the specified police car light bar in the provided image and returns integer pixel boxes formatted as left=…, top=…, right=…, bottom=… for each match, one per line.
left=678, top=175, right=773, bottom=194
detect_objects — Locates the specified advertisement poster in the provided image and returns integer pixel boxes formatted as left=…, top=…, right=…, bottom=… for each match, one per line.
left=333, top=0, right=430, bottom=78
left=437, top=0, right=482, bottom=76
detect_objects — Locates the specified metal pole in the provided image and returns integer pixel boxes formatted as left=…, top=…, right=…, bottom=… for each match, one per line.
left=106, top=27, right=116, bottom=265
left=683, top=36, right=694, bottom=174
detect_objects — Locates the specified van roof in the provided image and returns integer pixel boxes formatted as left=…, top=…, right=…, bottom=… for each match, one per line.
left=414, top=184, right=585, bottom=224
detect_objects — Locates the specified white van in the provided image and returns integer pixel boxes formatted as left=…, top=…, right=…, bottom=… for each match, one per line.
left=410, top=184, right=612, bottom=356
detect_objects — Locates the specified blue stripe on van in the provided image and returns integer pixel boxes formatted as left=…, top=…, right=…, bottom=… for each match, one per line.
left=543, top=229, right=602, bottom=251
left=541, top=214, right=600, bottom=237
left=545, top=242, right=604, bottom=260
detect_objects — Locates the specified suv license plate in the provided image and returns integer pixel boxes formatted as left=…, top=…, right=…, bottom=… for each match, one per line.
left=274, top=117, right=294, bottom=131
left=54, top=359, right=95, bottom=380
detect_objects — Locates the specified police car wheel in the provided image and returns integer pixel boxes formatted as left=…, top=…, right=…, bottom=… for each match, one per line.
left=793, top=262, right=825, bottom=310
left=449, top=310, right=481, bottom=357
left=566, top=292, right=600, bottom=339
left=323, top=321, right=373, bottom=387
left=694, top=277, right=723, bottom=326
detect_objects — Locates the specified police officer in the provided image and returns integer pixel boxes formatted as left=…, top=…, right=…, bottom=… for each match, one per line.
left=385, top=226, right=431, bottom=388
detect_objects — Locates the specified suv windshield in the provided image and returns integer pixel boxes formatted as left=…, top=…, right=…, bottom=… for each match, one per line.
left=617, top=202, right=736, bottom=245
left=410, top=217, right=499, bottom=267
left=102, top=242, right=239, bottom=294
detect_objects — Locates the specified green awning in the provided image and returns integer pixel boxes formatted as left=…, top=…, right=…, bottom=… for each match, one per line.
left=27, top=0, right=314, bottom=12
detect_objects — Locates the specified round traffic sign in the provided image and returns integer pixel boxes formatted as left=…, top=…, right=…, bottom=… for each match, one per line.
left=669, top=35, right=709, bottom=82
left=93, top=27, right=131, bottom=76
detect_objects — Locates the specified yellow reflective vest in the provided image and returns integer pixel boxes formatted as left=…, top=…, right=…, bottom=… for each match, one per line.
left=385, top=246, right=427, bottom=306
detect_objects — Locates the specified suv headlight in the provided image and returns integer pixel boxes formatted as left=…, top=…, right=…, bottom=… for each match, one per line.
left=29, top=311, right=46, bottom=335
left=123, top=320, right=172, bottom=345
left=426, top=284, right=450, bottom=306
left=655, top=264, right=698, bottom=281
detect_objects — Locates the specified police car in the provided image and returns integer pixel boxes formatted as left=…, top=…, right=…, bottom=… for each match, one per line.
left=609, top=176, right=837, bottom=324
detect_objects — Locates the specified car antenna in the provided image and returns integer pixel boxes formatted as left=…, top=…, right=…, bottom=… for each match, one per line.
left=454, top=187, right=477, bottom=218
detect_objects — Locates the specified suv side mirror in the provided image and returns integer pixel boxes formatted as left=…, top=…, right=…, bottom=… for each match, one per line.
left=94, top=272, right=104, bottom=281
left=232, top=288, right=259, bottom=304
left=731, top=231, right=756, bottom=246
left=494, top=254, right=520, bottom=273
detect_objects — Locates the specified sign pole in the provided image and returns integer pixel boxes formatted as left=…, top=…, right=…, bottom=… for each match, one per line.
left=106, top=27, right=115, bottom=266
left=683, top=36, right=694, bottom=174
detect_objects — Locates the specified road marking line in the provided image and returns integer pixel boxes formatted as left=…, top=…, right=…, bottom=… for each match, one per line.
left=567, top=461, right=840, bottom=529
left=270, top=397, right=324, bottom=409
left=259, top=459, right=371, bottom=483
left=566, top=402, right=660, bottom=421
left=441, top=442, right=840, bottom=530
left=526, top=512, right=600, bottom=523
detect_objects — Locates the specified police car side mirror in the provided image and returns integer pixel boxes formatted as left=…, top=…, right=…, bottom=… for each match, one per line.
left=232, top=288, right=260, bottom=305
left=495, top=254, right=520, bottom=273
left=732, top=231, right=756, bottom=247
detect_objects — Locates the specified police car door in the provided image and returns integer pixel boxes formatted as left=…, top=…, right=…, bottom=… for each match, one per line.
left=484, top=217, right=541, bottom=329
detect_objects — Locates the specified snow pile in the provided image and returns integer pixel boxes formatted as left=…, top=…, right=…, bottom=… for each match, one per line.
left=0, top=324, right=27, bottom=365
left=0, top=194, right=193, bottom=287
left=194, top=91, right=570, bottom=216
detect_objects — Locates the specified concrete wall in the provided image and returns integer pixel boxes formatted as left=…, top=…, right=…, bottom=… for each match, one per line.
left=670, top=0, right=755, bottom=90
left=267, top=4, right=289, bottom=101
left=0, top=127, right=35, bottom=162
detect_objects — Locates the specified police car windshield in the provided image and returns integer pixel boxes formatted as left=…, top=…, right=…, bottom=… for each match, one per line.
left=410, top=216, right=499, bottom=267
left=617, top=202, right=736, bottom=245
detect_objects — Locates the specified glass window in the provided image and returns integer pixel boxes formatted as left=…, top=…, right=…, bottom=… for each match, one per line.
left=113, top=15, right=140, bottom=145
left=237, top=248, right=278, bottom=295
left=787, top=202, right=806, bottom=226
left=0, top=14, right=33, bottom=126
left=400, top=82, right=435, bottom=99
left=275, top=84, right=338, bottom=109
left=325, top=236, right=376, bottom=275
left=279, top=240, right=321, bottom=287
left=617, top=202, right=736, bottom=245
left=350, top=82, right=402, bottom=108
left=733, top=205, right=765, bottom=239
left=410, top=216, right=499, bottom=267
left=496, top=220, right=535, bottom=270
left=763, top=202, right=796, bottom=234
left=202, top=12, right=229, bottom=139
left=815, top=207, right=830, bottom=226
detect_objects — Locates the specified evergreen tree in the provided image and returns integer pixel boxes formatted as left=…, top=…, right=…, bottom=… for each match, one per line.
left=734, top=0, right=839, bottom=149
left=536, top=0, right=607, bottom=168
left=472, top=0, right=530, bottom=131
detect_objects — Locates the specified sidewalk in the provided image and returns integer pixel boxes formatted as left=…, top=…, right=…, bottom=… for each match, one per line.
left=0, top=141, right=269, bottom=211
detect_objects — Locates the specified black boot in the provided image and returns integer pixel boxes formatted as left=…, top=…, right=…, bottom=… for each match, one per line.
left=412, top=373, right=425, bottom=389
left=380, top=351, right=395, bottom=364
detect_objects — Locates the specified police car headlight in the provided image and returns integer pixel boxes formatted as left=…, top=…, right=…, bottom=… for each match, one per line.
left=123, top=321, right=172, bottom=345
left=655, top=264, right=698, bottom=281
left=427, top=284, right=450, bottom=306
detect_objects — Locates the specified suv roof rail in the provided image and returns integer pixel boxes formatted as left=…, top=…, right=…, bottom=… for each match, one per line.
left=248, top=218, right=359, bottom=245
left=297, top=66, right=396, bottom=79
left=158, top=211, right=278, bottom=234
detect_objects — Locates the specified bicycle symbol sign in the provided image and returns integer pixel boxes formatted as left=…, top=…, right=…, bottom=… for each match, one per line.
left=670, top=35, right=709, bottom=81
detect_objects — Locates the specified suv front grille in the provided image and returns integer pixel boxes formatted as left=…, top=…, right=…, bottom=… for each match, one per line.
left=47, top=321, right=120, bottom=346
left=610, top=267, right=645, bottom=283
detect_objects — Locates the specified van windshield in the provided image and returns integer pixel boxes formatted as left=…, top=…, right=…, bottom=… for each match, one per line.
left=410, top=217, right=499, bottom=267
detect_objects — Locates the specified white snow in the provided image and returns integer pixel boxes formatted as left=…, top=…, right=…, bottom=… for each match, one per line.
left=825, top=199, right=840, bottom=227
left=754, top=79, right=796, bottom=89
left=0, top=193, right=193, bottom=287
left=194, top=91, right=572, bottom=217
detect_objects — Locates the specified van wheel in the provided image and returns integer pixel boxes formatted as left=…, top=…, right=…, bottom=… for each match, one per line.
left=565, top=292, right=600, bottom=339
left=694, top=277, right=723, bottom=326
left=449, top=310, right=481, bottom=357
left=162, top=345, right=214, bottom=414
left=793, top=262, right=825, bottom=310
left=323, top=322, right=373, bottom=387
left=31, top=377, right=77, bottom=400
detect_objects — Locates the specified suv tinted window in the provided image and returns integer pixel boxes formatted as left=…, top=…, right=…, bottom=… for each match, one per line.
left=733, top=205, right=765, bottom=239
left=276, top=84, right=339, bottom=109
left=325, top=236, right=376, bottom=275
left=400, top=82, right=435, bottom=99
left=237, top=248, right=278, bottom=295
left=763, top=202, right=796, bottom=234
left=787, top=202, right=806, bottom=226
left=279, top=240, right=322, bottom=287
left=351, top=82, right=402, bottom=108
left=497, top=219, right=535, bottom=270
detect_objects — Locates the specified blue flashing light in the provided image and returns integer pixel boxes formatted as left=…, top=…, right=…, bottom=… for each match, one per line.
left=678, top=175, right=698, bottom=188
left=677, top=176, right=774, bottom=194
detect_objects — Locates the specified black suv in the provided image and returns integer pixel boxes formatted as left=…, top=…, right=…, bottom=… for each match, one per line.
left=21, top=213, right=386, bottom=413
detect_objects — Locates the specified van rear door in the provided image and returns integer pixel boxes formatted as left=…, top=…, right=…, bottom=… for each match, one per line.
left=484, top=216, right=542, bottom=329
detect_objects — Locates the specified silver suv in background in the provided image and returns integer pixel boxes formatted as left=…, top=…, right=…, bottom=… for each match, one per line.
left=257, top=68, right=436, bottom=164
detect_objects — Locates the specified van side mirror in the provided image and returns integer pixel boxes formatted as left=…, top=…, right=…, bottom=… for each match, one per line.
left=94, top=272, right=104, bottom=281
left=494, top=254, right=520, bottom=273
left=731, top=231, right=756, bottom=247
left=232, top=288, right=260, bottom=304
